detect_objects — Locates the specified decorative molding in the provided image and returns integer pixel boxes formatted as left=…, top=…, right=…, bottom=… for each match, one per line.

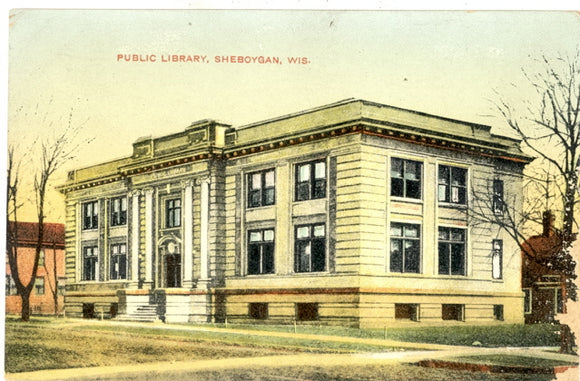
left=181, top=179, right=195, bottom=189
left=128, top=189, right=142, bottom=197
left=157, top=233, right=182, bottom=247
left=195, top=177, right=211, bottom=186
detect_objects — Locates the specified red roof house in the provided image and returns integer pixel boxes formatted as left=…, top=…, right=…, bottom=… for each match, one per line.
left=6, top=222, right=66, bottom=315
left=521, top=211, right=569, bottom=324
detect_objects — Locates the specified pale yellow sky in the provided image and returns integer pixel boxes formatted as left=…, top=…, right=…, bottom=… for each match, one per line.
left=7, top=10, right=580, bottom=222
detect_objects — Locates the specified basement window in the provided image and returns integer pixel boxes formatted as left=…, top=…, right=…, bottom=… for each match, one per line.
left=493, top=305, right=504, bottom=321
left=395, top=304, right=419, bottom=321
left=296, top=303, right=319, bottom=321
left=82, top=303, right=95, bottom=319
left=442, top=304, right=464, bottom=321
left=249, top=303, right=268, bottom=320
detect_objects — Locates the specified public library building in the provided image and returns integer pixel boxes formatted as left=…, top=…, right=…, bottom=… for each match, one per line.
left=59, top=99, right=532, bottom=327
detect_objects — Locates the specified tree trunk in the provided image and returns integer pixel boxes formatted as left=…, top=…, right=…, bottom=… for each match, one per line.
left=21, top=290, right=31, bottom=321
left=53, top=277, right=59, bottom=315
left=53, top=245, right=59, bottom=315
left=562, top=182, right=577, bottom=242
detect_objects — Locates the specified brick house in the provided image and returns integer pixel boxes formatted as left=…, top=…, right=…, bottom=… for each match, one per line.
left=521, top=211, right=569, bottom=323
left=59, top=99, right=532, bottom=327
left=6, top=222, right=66, bottom=315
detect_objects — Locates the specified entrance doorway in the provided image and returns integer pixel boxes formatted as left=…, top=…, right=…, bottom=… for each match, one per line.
left=164, top=253, right=182, bottom=288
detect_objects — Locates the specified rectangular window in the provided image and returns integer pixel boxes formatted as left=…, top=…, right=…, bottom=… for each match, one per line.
left=38, top=250, right=45, bottom=267
left=248, top=169, right=275, bottom=208
left=249, top=303, right=268, bottom=320
left=395, top=304, right=419, bottom=321
left=166, top=198, right=182, bottom=228
left=110, top=303, right=119, bottom=318
left=110, top=197, right=127, bottom=226
left=390, top=223, right=421, bottom=273
left=35, top=277, right=45, bottom=296
left=492, top=239, right=503, bottom=279
left=493, top=305, right=504, bottom=321
left=82, top=303, right=95, bottom=319
left=438, top=227, right=466, bottom=275
left=295, top=160, right=326, bottom=201
left=5, top=275, right=17, bottom=296
left=58, top=277, right=66, bottom=296
left=493, top=179, right=504, bottom=214
left=442, top=304, right=464, bottom=321
left=391, top=158, right=422, bottom=199
left=556, top=288, right=564, bottom=314
left=83, top=246, right=98, bottom=281
left=247, top=229, right=275, bottom=275
left=110, top=243, right=127, bottom=280
left=295, top=224, right=326, bottom=273
left=438, top=165, right=467, bottom=204
left=82, top=201, right=99, bottom=230
left=523, top=288, right=532, bottom=314
left=296, top=303, right=319, bottom=321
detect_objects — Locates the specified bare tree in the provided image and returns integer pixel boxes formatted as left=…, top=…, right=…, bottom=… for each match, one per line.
left=494, top=52, right=579, bottom=301
left=469, top=169, right=547, bottom=252
left=468, top=52, right=579, bottom=353
left=43, top=242, right=60, bottom=315
left=6, top=108, right=85, bottom=321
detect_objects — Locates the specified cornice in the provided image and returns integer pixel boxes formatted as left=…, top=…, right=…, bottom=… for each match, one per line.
left=224, top=121, right=533, bottom=164
left=60, top=116, right=533, bottom=194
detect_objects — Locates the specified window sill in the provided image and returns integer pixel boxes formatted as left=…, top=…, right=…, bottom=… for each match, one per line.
left=293, top=197, right=327, bottom=204
left=293, top=271, right=329, bottom=276
left=438, top=203, right=468, bottom=209
left=435, top=274, right=469, bottom=279
left=388, top=272, right=423, bottom=276
left=160, top=226, right=181, bottom=232
left=390, top=196, right=423, bottom=204
left=245, top=273, right=277, bottom=277
left=246, top=204, right=276, bottom=210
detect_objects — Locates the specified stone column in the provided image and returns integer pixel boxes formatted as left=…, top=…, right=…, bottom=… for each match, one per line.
left=144, top=188, right=154, bottom=285
left=182, top=180, right=194, bottom=288
left=199, top=178, right=210, bottom=283
left=130, top=190, right=141, bottom=283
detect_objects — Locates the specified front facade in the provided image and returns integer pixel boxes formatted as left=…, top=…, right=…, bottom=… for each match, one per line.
left=6, top=222, right=66, bottom=315
left=60, top=99, right=532, bottom=327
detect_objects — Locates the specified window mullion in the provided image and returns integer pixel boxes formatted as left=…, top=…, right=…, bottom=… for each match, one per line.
left=259, top=244, right=264, bottom=274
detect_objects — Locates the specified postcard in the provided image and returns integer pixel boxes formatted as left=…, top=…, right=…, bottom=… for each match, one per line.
left=6, top=6, right=580, bottom=381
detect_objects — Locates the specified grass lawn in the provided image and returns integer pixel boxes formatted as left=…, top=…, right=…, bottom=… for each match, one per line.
left=4, top=317, right=570, bottom=381
left=199, top=322, right=562, bottom=347
left=4, top=318, right=404, bottom=373
left=5, top=322, right=292, bottom=373
left=81, top=324, right=410, bottom=353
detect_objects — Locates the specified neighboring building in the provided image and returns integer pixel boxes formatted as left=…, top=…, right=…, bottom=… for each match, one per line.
left=59, top=99, right=533, bottom=327
left=521, top=211, right=568, bottom=324
left=6, top=222, right=66, bottom=315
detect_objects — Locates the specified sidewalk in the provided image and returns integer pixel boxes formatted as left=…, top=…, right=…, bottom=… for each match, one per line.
left=6, top=319, right=579, bottom=381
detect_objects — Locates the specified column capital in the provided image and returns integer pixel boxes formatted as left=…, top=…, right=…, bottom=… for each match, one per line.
left=195, top=177, right=211, bottom=186
left=128, top=189, right=142, bottom=197
left=181, top=179, right=195, bottom=189
left=143, top=187, right=155, bottom=196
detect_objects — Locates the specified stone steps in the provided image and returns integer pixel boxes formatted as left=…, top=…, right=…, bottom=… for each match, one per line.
left=116, top=304, right=159, bottom=323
